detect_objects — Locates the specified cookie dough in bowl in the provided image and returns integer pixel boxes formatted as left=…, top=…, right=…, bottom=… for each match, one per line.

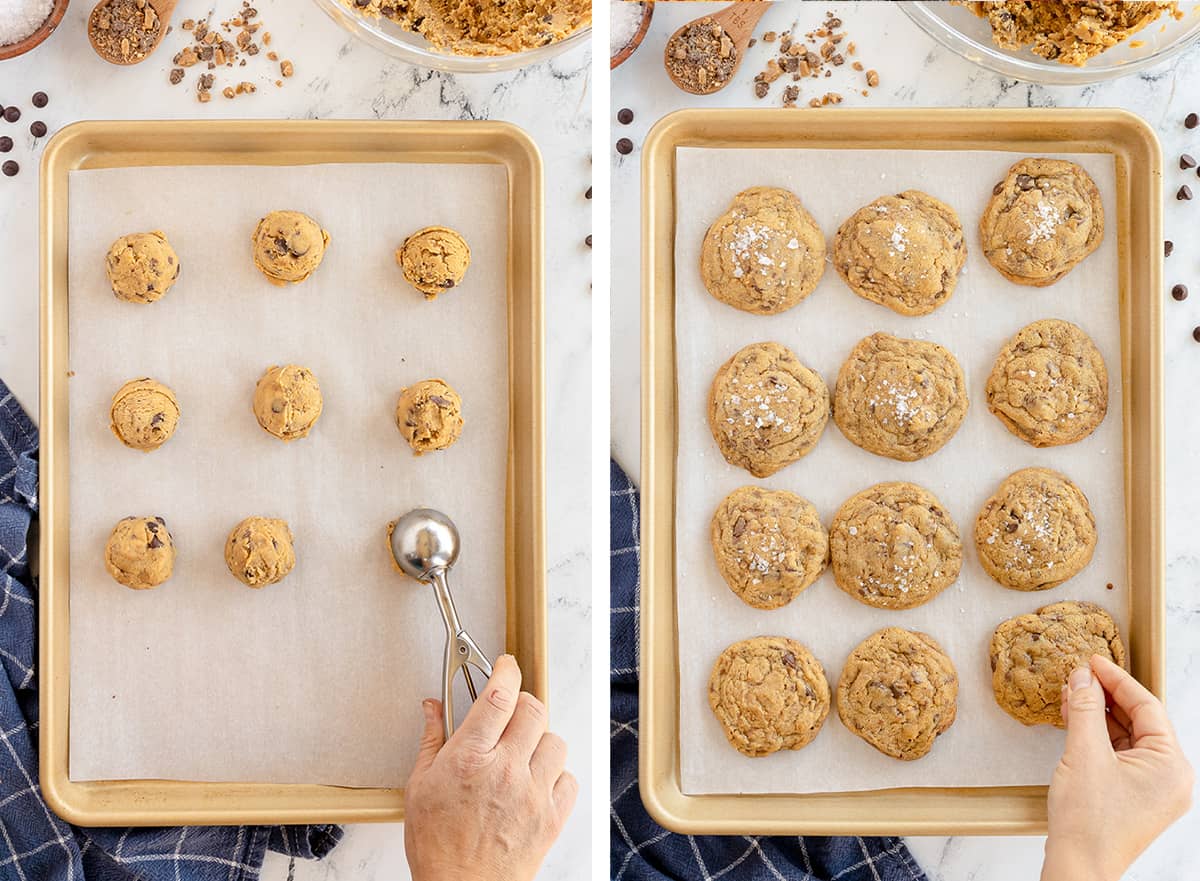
left=225, top=516, right=296, bottom=588
left=104, top=516, right=175, bottom=590
left=832, top=190, right=966, bottom=316
left=710, top=485, right=828, bottom=610
left=396, top=379, right=464, bottom=454
left=986, top=318, right=1108, bottom=447
left=700, top=186, right=827, bottom=315
left=253, top=365, right=323, bottom=441
left=707, top=341, right=829, bottom=478
left=708, top=635, right=831, bottom=757
left=837, top=627, right=959, bottom=761
left=104, top=231, right=181, bottom=304
left=990, top=600, right=1126, bottom=727
left=397, top=226, right=471, bottom=299
left=980, top=158, right=1103, bottom=287
left=829, top=481, right=962, bottom=610
left=975, top=467, right=1097, bottom=591
left=251, top=210, right=330, bottom=285
left=109, top=378, right=180, bottom=452
left=833, top=332, right=968, bottom=462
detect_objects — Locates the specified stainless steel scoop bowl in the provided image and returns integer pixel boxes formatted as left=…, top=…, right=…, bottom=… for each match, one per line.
left=389, top=508, right=494, bottom=740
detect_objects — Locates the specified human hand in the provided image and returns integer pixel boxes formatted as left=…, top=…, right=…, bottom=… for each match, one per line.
left=1042, top=654, right=1193, bottom=881
left=404, top=654, right=577, bottom=881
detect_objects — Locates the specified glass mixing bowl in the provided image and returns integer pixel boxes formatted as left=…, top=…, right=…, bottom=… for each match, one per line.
left=898, top=1, right=1200, bottom=85
left=312, top=0, right=591, bottom=72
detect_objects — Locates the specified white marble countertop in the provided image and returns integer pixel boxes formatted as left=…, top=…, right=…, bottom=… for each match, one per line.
left=611, top=2, right=1198, bottom=879
left=0, top=3, right=592, bottom=879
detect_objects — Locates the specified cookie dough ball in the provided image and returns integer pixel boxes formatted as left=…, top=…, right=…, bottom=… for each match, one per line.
left=837, top=628, right=958, bottom=761
left=251, top=210, right=330, bottom=285
left=109, top=378, right=180, bottom=452
left=832, top=190, right=966, bottom=316
left=397, top=226, right=471, bottom=299
left=830, top=482, right=962, bottom=610
left=708, top=635, right=831, bottom=757
left=707, top=341, right=829, bottom=478
left=104, top=516, right=175, bottom=590
left=104, top=231, right=181, bottom=304
left=975, top=467, right=1097, bottom=591
left=990, top=601, right=1126, bottom=727
left=986, top=318, right=1108, bottom=447
left=396, top=379, right=464, bottom=455
left=253, top=365, right=323, bottom=441
left=980, top=158, right=1103, bottom=287
left=700, top=186, right=827, bottom=315
left=225, top=516, right=296, bottom=587
left=710, top=485, right=828, bottom=610
left=833, top=332, right=968, bottom=462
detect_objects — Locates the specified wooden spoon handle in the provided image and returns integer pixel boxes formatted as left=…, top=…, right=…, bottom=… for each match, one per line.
left=713, top=2, right=770, bottom=47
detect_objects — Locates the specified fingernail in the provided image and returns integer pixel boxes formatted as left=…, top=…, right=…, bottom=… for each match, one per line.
left=421, top=699, right=436, bottom=720
left=1069, top=667, right=1093, bottom=691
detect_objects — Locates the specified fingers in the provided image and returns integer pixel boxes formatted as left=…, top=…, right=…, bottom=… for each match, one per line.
left=551, top=770, right=578, bottom=827
left=501, top=692, right=550, bottom=761
left=456, top=654, right=522, bottom=753
left=410, top=699, right=446, bottom=779
left=1062, top=665, right=1113, bottom=761
left=1090, top=654, right=1173, bottom=745
left=530, top=731, right=568, bottom=785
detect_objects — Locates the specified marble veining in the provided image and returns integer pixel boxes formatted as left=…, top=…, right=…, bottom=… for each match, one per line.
left=612, top=3, right=1197, bottom=879
left=0, top=3, right=591, bottom=879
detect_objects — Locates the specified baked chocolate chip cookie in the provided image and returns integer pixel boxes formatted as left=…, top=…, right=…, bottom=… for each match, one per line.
left=829, top=482, right=962, bottom=610
left=975, top=467, right=1097, bottom=591
left=832, top=190, right=966, bottom=316
left=708, top=635, right=831, bottom=757
left=990, top=600, right=1126, bottom=727
left=833, top=332, right=968, bottom=461
left=707, top=341, right=830, bottom=478
left=710, top=485, right=828, bottom=610
left=986, top=318, right=1108, bottom=447
left=700, top=186, right=827, bottom=315
left=980, top=158, right=1104, bottom=287
left=837, top=627, right=959, bottom=760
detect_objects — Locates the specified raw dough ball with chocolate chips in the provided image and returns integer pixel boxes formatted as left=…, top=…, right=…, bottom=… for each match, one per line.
left=224, top=516, right=296, bottom=587
left=104, top=516, right=175, bottom=590
left=253, top=365, right=323, bottom=441
left=397, top=226, right=471, bottom=299
left=104, top=231, right=181, bottom=304
left=251, top=210, right=330, bottom=285
left=109, top=378, right=180, bottom=452
left=396, top=379, right=464, bottom=454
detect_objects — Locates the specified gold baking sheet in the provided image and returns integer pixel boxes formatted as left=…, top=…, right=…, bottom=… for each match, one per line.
left=640, top=108, right=1164, bottom=835
left=40, top=120, right=546, bottom=826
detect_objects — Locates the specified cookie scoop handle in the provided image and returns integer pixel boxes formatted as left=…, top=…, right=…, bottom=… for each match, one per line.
left=431, top=570, right=495, bottom=742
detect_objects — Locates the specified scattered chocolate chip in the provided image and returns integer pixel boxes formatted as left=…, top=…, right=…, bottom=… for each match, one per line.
left=1, top=161, right=17, bottom=177
left=1106, top=582, right=1114, bottom=590
left=31, top=91, right=47, bottom=108
left=3, top=106, right=19, bottom=123
left=1165, top=240, right=1174, bottom=257
left=584, top=186, right=591, bottom=200
left=151, top=412, right=166, bottom=426
left=1187, top=112, right=1199, bottom=129
left=585, top=234, right=592, bottom=247
left=429, top=395, right=451, bottom=406
left=732, top=516, right=746, bottom=538
left=1016, top=173, right=1035, bottom=190
left=781, top=651, right=797, bottom=669
left=1182, top=153, right=1197, bottom=170
left=1178, top=185, right=1193, bottom=201
left=0, top=137, right=10, bottom=153
left=30, top=121, right=46, bottom=138
left=1005, top=520, right=1018, bottom=533
left=1173, top=284, right=1188, bottom=301
left=1194, top=326, right=1200, bottom=343
left=617, top=108, right=633, bottom=125
left=992, top=181, right=1004, bottom=196
left=147, top=535, right=164, bottom=549
left=616, top=137, right=633, bottom=155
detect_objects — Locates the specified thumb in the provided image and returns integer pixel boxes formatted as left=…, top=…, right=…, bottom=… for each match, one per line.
left=1062, top=665, right=1110, bottom=761
left=411, top=699, right=446, bottom=777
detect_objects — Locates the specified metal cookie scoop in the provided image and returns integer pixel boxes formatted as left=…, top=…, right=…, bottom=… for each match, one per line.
left=389, top=508, right=494, bottom=740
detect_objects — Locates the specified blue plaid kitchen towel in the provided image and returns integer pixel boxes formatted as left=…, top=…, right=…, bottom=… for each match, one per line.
left=0, top=380, right=342, bottom=880
left=610, top=459, right=927, bottom=881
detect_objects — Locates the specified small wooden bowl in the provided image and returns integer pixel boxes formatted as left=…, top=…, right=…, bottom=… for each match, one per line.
left=611, top=1, right=653, bottom=71
left=0, top=0, right=70, bottom=61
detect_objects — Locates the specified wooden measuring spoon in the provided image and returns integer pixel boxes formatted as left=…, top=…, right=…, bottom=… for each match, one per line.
left=664, top=2, right=771, bottom=95
left=88, top=0, right=177, bottom=65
